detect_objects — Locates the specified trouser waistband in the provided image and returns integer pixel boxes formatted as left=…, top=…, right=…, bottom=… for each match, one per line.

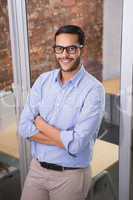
left=39, top=161, right=80, bottom=171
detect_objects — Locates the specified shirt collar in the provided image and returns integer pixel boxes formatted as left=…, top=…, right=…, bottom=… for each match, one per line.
left=54, top=64, right=85, bottom=88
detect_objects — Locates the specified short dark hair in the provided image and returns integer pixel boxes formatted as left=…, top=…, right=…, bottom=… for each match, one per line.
left=55, top=25, right=85, bottom=46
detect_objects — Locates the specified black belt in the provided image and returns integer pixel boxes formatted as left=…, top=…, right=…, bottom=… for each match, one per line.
left=39, top=161, right=80, bottom=171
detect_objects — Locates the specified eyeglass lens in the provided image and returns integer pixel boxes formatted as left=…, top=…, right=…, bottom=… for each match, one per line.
left=54, top=45, right=81, bottom=54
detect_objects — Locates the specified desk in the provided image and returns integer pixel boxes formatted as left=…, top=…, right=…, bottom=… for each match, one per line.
left=91, top=139, right=118, bottom=177
left=103, top=79, right=120, bottom=96
left=0, top=125, right=118, bottom=178
left=0, top=123, right=19, bottom=159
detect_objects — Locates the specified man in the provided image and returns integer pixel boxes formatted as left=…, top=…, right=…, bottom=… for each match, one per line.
left=19, top=25, right=105, bottom=200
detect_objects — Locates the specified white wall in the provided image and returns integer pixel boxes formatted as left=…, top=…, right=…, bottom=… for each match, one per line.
left=103, top=0, right=123, bottom=80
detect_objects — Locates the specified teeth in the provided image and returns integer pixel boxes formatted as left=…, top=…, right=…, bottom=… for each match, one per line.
left=61, top=59, right=72, bottom=63
left=63, top=60, right=69, bottom=63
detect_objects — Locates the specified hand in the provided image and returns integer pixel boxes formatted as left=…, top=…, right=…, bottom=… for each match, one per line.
left=34, top=116, right=64, bottom=148
left=34, top=115, right=46, bottom=132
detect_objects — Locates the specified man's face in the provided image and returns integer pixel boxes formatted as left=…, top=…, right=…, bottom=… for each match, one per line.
left=54, top=33, right=82, bottom=73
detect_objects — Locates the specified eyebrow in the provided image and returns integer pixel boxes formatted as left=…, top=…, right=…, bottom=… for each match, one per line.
left=54, top=44, right=82, bottom=47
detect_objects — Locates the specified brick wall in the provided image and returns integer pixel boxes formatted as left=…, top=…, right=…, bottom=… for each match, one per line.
left=0, top=0, right=103, bottom=90
left=0, top=0, right=13, bottom=91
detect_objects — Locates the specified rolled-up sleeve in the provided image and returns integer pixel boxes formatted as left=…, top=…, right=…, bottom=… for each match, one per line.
left=19, top=76, right=43, bottom=139
left=61, top=84, right=105, bottom=156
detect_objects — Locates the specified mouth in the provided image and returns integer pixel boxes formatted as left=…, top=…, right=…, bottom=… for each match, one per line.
left=59, top=58, right=74, bottom=64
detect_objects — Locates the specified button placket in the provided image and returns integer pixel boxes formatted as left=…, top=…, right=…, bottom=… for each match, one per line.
left=52, top=88, right=65, bottom=118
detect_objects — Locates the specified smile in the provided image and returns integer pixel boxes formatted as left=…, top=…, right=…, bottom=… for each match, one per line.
left=59, top=58, right=74, bottom=64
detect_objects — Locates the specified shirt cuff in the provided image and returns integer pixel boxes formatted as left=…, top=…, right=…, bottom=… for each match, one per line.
left=29, top=124, right=39, bottom=137
left=60, top=129, right=76, bottom=157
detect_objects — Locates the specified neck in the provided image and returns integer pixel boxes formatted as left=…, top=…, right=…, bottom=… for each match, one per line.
left=60, top=65, right=81, bottom=84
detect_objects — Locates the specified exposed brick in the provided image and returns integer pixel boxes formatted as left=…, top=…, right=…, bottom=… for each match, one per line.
left=61, top=0, right=76, bottom=7
left=0, top=0, right=103, bottom=90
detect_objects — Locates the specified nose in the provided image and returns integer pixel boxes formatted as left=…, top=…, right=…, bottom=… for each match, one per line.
left=62, top=48, right=69, bottom=56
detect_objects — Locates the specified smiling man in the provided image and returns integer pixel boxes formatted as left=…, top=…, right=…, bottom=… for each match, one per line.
left=54, top=33, right=82, bottom=74
left=19, top=25, right=105, bottom=200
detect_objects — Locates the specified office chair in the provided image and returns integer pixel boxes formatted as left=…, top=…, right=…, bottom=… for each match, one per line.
left=86, top=170, right=117, bottom=200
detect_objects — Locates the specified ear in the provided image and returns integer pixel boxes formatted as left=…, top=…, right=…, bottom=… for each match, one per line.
left=80, top=46, right=85, bottom=56
left=81, top=46, right=88, bottom=58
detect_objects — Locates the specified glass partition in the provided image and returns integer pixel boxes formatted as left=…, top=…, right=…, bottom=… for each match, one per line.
left=100, top=0, right=122, bottom=199
left=0, top=0, right=21, bottom=198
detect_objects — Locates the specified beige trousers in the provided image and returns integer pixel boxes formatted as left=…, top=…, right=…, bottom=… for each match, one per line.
left=21, top=159, right=92, bottom=200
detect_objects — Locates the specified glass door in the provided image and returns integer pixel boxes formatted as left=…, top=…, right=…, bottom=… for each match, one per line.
left=0, top=0, right=21, bottom=199
left=119, top=0, right=133, bottom=199
left=100, top=0, right=122, bottom=199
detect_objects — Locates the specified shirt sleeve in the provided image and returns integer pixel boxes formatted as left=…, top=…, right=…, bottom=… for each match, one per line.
left=19, top=75, right=43, bottom=139
left=60, top=84, right=105, bottom=156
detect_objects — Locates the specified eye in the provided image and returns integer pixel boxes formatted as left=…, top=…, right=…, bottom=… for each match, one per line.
left=55, top=46, right=63, bottom=51
left=53, top=45, right=64, bottom=54
left=68, top=46, right=76, bottom=51
left=67, top=46, right=77, bottom=53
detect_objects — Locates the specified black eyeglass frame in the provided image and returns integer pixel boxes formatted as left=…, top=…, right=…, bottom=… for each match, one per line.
left=53, top=44, right=83, bottom=54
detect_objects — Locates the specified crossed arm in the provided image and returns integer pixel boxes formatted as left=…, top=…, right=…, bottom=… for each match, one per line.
left=31, top=116, right=64, bottom=148
left=20, top=79, right=105, bottom=154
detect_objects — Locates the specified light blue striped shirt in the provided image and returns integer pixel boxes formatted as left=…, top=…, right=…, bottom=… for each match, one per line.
left=19, top=65, right=105, bottom=168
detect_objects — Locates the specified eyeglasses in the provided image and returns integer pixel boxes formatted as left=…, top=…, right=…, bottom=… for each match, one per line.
left=53, top=44, right=83, bottom=54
